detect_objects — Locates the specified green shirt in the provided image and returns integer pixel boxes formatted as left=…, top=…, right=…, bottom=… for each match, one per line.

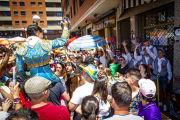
left=109, top=63, right=120, bottom=78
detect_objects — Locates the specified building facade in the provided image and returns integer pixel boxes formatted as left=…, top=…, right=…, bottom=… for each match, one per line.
left=0, top=0, right=62, bottom=39
left=61, top=0, right=121, bottom=40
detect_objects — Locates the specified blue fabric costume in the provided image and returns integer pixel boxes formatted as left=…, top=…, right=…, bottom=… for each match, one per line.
left=16, top=29, right=69, bottom=83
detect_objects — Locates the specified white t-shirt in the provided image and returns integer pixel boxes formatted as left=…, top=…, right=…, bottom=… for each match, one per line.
left=0, top=111, right=9, bottom=120
left=70, top=82, right=94, bottom=105
left=105, top=114, right=143, bottom=120
left=95, top=96, right=110, bottom=117
left=99, top=55, right=108, bottom=68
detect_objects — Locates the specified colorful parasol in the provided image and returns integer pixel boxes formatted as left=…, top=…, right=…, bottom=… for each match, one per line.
left=0, top=40, right=15, bottom=44
left=66, top=36, right=81, bottom=46
left=8, top=37, right=26, bottom=43
left=68, top=35, right=106, bottom=50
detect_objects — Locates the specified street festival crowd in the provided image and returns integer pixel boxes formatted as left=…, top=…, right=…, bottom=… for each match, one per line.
left=0, top=18, right=172, bottom=120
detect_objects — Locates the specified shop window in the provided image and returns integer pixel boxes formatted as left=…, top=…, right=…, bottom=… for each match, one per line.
left=31, top=2, right=36, bottom=7
left=22, top=21, right=27, bottom=25
left=32, top=11, right=36, bottom=16
left=57, top=12, right=62, bottom=16
left=3, top=11, right=11, bottom=16
left=20, top=2, right=25, bottom=6
left=140, top=3, right=174, bottom=65
left=21, top=11, right=26, bottom=16
left=56, top=3, right=61, bottom=7
left=40, top=21, right=44, bottom=25
left=38, top=2, right=42, bottom=7
left=0, top=22, right=2, bottom=26
left=14, top=11, right=18, bottom=16
left=15, top=21, right=19, bottom=26
left=48, top=21, right=55, bottom=26
left=13, top=1, right=17, bottom=6
left=39, top=11, right=43, bottom=16
left=47, top=30, right=54, bottom=34
left=2, top=2, right=9, bottom=6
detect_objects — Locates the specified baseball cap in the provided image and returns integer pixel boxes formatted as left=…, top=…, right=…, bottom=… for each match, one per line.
left=79, top=64, right=98, bottom=81
left=158, top=48, right=165, bottom=53
left=94, top=58, right=99, bottom=62
left=147, top=39, right=153, bottom=43
left=25, top=76, right=51, bottom=94
left=138, top=78, right=156, bottom=98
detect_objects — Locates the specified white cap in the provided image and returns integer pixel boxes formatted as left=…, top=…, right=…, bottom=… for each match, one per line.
left=138, top=78, right=156, bottom=98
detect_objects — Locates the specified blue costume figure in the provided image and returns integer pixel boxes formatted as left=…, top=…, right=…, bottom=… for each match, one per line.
left=16, top=19, right=70, bottom=83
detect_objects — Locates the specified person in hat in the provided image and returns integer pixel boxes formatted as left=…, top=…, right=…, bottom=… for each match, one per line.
left=134, top=44, right=154, bottom=69
left=147, top=47, right=172, bottom=111
left=16, top=19, right=70, bottom=83
left=138, top=78, right=162, bottom=120
left=97, top=47, right=108, bottom=68
left=68, top=64, right=97, bottom=114
left=24, top=76, right=70, bottom=120
left=146, top=39, right=158, bottom=57
left=93, top=58, right=100, bottom=68
left=122, top=41, right=142, bottom=69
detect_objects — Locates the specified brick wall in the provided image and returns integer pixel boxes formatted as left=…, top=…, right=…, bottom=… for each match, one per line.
left=9, top=0, right=47, bottom=28
left=62, top=0, right=97, bottom=27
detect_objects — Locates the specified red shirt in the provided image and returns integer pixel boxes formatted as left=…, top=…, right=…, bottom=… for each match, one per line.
left=31, top=102, right=70, bottom=120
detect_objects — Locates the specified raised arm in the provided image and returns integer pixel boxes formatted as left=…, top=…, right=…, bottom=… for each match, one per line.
left=51, top=19, right=70, bottom=49
left=122, top=40, right=129, bottom=55
left=122, top=41, right=132, bottom=61
left=0, top=44, right=13, bottom=79
left=145, top=42, right=156, bottom=60
left=105, top=38, right=115, bottom=58
left=134, top=44, right=142, bottom=62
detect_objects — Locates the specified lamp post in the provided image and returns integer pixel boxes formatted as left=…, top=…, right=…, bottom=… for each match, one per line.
left=32, top=15, right=40, bottom=25
left=21, top=27, right=27, bottom=38
left=44, top=30, right=47, bottom=40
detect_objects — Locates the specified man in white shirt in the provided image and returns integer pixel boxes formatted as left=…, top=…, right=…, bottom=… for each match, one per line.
left=98, top=47, right=108, bottom=68
left=68, top=64, right=98, bottom=114
left=146, top=39, right=158, bottom=57
left=105, top=82, right=143, bottom=120
left=134, top=44, right=154, bottom=69
left=147, top=47, right=172, bottom=111
left=122, top=41, right=141, bottom=69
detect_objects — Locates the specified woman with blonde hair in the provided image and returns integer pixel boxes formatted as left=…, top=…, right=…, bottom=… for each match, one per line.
left=54, top=62, right=67, bottom=85
left=97, top=64, right=105, bottom=71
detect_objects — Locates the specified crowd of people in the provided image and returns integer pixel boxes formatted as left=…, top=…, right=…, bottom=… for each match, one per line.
left=0, top=19, right=171, bottom=120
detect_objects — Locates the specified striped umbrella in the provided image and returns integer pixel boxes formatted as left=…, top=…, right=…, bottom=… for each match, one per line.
left=66, top=36, right=81, bottom=46
left=68, top=35, right=106, bottom=50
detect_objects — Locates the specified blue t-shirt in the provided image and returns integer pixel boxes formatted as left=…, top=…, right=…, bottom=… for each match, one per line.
left=47, top=82, right=65, bottom=106
left=138, top=102, right=162, bottom=120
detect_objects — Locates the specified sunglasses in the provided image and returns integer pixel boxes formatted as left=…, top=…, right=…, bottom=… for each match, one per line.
left=98, top=67, right=103, bottom=69
left=119, top=59, right=124, bottom=61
